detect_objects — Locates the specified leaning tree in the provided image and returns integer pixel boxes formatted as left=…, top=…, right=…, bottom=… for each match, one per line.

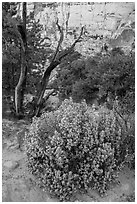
left=2, top=2, right=84, bottom=118
left=34, top=19, right=84, bottom=116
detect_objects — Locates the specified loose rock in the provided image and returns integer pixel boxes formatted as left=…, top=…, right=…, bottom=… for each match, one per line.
left=4, top=161, right=19, bottom=170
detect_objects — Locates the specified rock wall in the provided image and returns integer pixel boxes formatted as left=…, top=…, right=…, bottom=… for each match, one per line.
left=34, top=2, right=135, bottom=55
left=59, top=2, right=134, bottom=36
left=36, top=2, right=134, bottom=36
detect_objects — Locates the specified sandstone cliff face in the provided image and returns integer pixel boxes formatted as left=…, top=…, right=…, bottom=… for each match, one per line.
left=34, top=2, right=135, bottom=55
left=64, top=2, right=134, bottom=35
left=38, top=2, right=134, bottom=34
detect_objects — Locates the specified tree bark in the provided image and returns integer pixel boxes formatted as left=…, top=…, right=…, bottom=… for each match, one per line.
left=15, top=2, right=27, bottom=117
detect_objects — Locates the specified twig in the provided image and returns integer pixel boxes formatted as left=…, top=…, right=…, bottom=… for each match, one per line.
left=71, top=26, right=84, bottom=47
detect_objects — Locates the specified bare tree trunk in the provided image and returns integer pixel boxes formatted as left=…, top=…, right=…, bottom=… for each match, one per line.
left=35, top=61, right=60, bottom=116
left=15, top=2, right=27, bottom=118
left=35, top=23, right=84, bottom=116
left=15, top=49, right=26, bottom=115
left=20, top=2, right=27, bottom=110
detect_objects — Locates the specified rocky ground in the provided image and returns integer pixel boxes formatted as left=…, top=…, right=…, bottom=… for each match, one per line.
left=2, top=118, right=135, bottom=202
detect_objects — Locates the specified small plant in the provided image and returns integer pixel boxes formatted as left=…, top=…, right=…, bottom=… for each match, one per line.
left=25, top=98, right=133, bottom=201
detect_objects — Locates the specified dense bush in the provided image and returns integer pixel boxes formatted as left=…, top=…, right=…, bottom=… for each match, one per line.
left=25, top=98, right=134, bottom=201
left=55, top=48, right=135, bottom=110
left=98, top=50, right=135, bottom=113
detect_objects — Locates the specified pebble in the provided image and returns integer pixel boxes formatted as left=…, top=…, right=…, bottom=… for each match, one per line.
left=4, top=161, right=19, bottom=170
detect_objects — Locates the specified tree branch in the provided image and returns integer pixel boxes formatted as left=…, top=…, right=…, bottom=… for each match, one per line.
left=52, top=18, right=64, bottom=62
left=40, top=26, right=84, bottom=77
left=57, top=26, right=84, bottom=61
left=35, top=26, right=84, bottom=117
left=71, top=26, right=84, bottom=47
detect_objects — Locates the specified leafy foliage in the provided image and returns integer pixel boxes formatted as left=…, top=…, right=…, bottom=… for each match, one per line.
left=2, top=4, right=54, bottom=98
left=56, top=49, right=135, bottom=112
left=26, top=15, right=54, bottom=94
left=98, top=50, right=134, bottom=97
left=25, top=98, right=134, bottom=201
left=2, top=2, right=21, bottom=95
left=99, top=50, right=135, bottom=114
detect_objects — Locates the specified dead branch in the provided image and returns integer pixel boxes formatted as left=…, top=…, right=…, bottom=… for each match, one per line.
left=70, top=26, right=84, bottom=47
left=52, top=19, right=64, bottom=62
left=39, top=26, right=84, bottom=79
left=35, top=26, right=84, bottom=117
left=57, top=26, right=84, bottom=61
left=42, top=26, right=84, bottom=75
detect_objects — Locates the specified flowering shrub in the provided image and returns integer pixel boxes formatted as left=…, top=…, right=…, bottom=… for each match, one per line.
left=25, top=98, right=130, bottom=201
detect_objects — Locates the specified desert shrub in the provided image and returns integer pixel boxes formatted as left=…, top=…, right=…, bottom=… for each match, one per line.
left=98, top=50, right=135, bottom=110
left=25, top=98, right=133, bottom=201
left=56, top=48, right=134, bottom=109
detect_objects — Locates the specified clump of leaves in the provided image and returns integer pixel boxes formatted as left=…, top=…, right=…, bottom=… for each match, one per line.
left=56, top=48, right=134, bottom=110
left=25, top=98, right=131, bottom=201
